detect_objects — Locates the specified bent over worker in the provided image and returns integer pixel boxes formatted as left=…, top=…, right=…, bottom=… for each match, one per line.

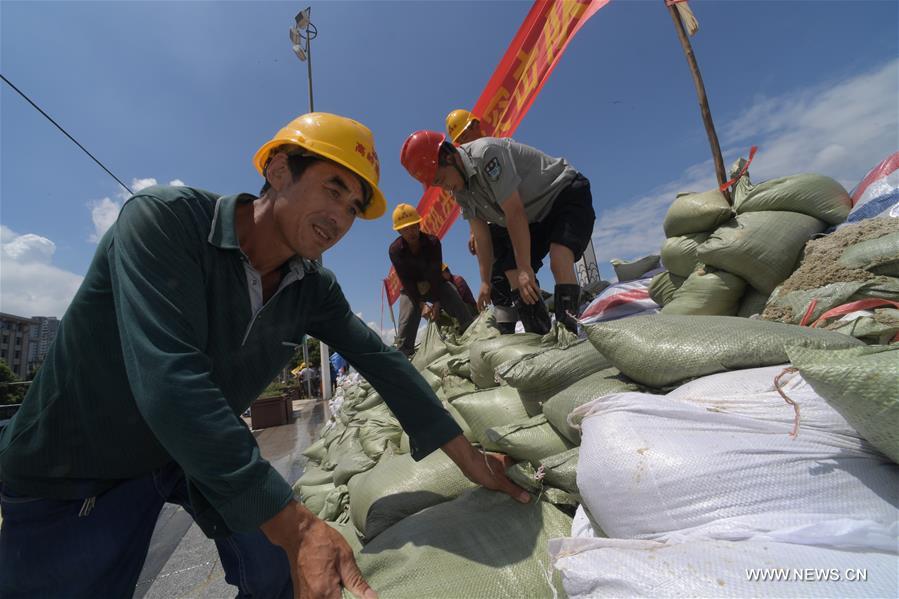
left=446, top=109, right=520, bottom=334
left=0, top=113, right=528, bottom=599
left=400, top=130, right=595, bottom=334
left=389, top=203, right=474, bottom=356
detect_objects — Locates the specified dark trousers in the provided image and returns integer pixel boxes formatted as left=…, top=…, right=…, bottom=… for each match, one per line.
left=395, top=281, right=474, bottom=356
left=0, top=463, right=292, bottom=599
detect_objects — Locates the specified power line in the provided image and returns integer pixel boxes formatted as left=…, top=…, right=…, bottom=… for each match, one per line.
left=1, top=74, right=132, bottom=195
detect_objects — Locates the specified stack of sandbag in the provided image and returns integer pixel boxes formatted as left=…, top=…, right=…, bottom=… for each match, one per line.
left=652, top=158, right=852, bottom=317
left=550, top=358, right=899, bottom=598
left=348, top=488, right=571, bottom=599
left=763, top=216, right=899, bottom=343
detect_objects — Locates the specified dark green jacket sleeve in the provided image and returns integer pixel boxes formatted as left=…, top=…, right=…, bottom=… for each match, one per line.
left=108, top=196, right=293, bottom=533
left=306, top=269, right=462, bottom=459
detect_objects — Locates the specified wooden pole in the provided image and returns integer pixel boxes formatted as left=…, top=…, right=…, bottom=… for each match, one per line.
left=666, top=1, right=732, bottom=204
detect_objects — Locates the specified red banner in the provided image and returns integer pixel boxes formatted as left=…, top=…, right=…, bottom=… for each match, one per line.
left=385, top=0, right=608, bottom=304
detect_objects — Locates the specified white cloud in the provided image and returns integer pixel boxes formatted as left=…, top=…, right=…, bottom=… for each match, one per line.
left=591, top=59, right=899, bottom=275
left=87, top=176, right=187, bottom=243
left=355, top=310, right=396, bottom=345
left=88, top=197, right=122, bottom=243
left=1, top=226, right=83, bottom=318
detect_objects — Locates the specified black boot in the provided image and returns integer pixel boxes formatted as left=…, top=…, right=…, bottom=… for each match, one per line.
left=512, top=289, right=552, bottom=335
left=496, top=321, right=517, bottom=334
left=554, top=284, right=582, bottom=334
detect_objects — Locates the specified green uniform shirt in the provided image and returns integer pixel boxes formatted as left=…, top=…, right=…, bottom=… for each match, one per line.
left=454, top=137, right=577, bottom=225
left=0, top=186, right=462, bottom=537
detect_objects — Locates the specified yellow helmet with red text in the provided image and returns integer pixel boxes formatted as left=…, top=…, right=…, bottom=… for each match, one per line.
left=253, top=112, right=386, bottom=219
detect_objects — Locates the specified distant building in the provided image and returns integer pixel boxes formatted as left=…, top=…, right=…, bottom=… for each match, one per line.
left=0, top=313, right=60, bottom=379
left=0, top=313, right=36, bottom=379
left=30, top=316, right=60, bottom=371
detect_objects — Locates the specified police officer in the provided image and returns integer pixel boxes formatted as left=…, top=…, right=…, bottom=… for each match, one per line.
left=445, top=110, right=521, bottom=334
left=400, top=130, right=595, bottom=334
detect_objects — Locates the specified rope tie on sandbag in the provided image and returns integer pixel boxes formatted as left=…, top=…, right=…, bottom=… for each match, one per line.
left=774, top=367, right=802, bottom=438
left=719, top=146, right=758, bottom=191
left=536, top=557, right=559, bottom=599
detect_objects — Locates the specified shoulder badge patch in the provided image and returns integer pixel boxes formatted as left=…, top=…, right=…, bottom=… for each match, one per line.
left=485, top=157, right=502, bottom=182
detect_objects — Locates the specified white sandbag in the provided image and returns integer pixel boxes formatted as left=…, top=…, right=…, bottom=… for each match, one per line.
left=550, top=537, right=899, bottom=599
left=574, top=392, right=899, bottom=545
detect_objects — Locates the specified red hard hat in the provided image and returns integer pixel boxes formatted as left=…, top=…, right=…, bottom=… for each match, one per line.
left=400, top=130, right=446, bottom=189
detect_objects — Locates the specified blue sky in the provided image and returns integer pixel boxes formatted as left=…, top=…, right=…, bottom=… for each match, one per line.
left=2, top=0, right=897, bottom=342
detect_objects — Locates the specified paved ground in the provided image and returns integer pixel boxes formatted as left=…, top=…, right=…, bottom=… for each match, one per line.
left=133, top=399, right=324, bottom=599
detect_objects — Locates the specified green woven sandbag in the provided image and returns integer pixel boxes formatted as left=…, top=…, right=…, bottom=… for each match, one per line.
left=764, top=278, right=899, bottom=324
left=734, top=171, right=851, bottom=226
left=425, top=353, right=455, bottom=377
left=484, top=414, right=574, bottom=465
left=648, top=271, right=685, bottom=307
left=787, top=345, right=899, bottom=464
left=663, top=190, right=734, bottom=237
left=737, top=287, right=771, bottom=318
left=445, top=356, right=472, bottom=379
left=661, top=233, right=710, bottom=278
left=347, top=450, right=476, bottom=540
left=357, top=411, right=403, bottom=460
left=543, top=367, right=641, bottom=444
left=332, top=437, right=377, bottom=486
left=585, top=314, right=864, bottom=388
left=302, top=438, right=327, bottom=462
left=496, top=339, right=611, bottom=415
left=354, top=391, right=383, bottom=411
left=420, top=368, right=442, bottom=392
left=295, top=465, right=333, bottom=487
left=469, top=333, right=543, bottom=388
left=661, top=267, right=746, bottom=316
left=295, top=481, right=336, bottom=515
left=411, top=322, right=448, bottom=370
left=837, top=232, right=899, bottom=276
left=451, top=386, right=530, bottom=444
left=347, top=488, right=571, bottom=599
left=824, top=309, right=899, bottom=345
left=438, top=374, right=478, bottom=402
left=540, top=447, right=580, bottom=495
left=698, top=211, right=826, bottom=293
left=316, top=485, right=349, bottom=521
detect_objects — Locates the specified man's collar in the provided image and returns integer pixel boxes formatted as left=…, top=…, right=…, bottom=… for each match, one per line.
left=208, top=193, right=254, bottom=250
left=209, top=193, right=317, bottom=277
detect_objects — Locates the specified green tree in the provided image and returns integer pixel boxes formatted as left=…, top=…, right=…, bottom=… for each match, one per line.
left=0, top=359, right=26, bottom=405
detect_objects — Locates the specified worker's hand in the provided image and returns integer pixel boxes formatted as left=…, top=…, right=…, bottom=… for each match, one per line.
left=440, top=434, right=530, bottom=504
left=468, top=234, right=477, bottom=255
left=261, top=501, right=377, bottom=599
left=477, top=282, right=492, bottom=312
left=429, top=302, right=441, bottom=321
left=516, top=268, right=540, bottom=305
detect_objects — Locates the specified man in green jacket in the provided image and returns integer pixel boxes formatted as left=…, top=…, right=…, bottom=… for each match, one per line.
left=0, top=113, right=527, bottom=599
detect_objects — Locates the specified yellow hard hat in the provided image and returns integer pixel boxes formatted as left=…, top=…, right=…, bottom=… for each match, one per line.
left=392, top=203, right=422, bottom=231
left=253, top=112, right=386, bottom=220
left=445, top=109, right=478, bottom=143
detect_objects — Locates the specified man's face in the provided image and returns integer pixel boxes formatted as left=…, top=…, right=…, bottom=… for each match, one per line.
left=271, top=158, right=365, bottom=260
left=399, top=223, right=421, bottom=244
left=454, top=121, right=483, bottom=145
left=433, top=163, right=466, bottom=193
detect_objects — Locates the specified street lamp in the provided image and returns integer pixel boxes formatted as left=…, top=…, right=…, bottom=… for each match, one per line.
left=289, top=6, right=333, bottom=402
left=289, top=7, right=317, bottom=112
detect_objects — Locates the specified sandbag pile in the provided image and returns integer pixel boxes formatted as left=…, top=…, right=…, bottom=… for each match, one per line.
left=652, top=159, right=851, bottom=317
left=297, top=309, right=576, bottom=597
left=551, top=355, right=899, bottom=598
left=762, top=216, right=899, bottom=344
